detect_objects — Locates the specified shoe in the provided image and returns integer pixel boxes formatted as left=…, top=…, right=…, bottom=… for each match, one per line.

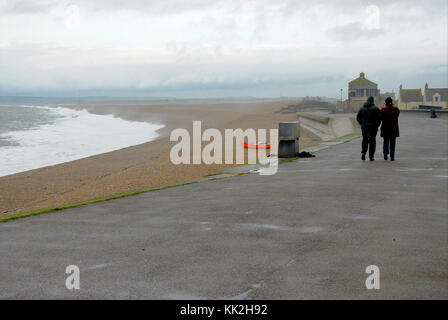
left=370, top=158, right=374, bottom=161
left=390, top=158, right=395, bottom=161
left=384, top=153, right=388, bottom=160
left=361, top=153, right=366, bottom=161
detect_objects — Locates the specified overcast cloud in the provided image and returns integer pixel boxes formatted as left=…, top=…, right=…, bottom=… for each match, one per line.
left=0, top=0, right=446, bottom=98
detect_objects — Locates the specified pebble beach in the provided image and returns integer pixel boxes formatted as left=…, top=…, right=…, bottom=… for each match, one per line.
left=0, top=99, right=317, bottom=217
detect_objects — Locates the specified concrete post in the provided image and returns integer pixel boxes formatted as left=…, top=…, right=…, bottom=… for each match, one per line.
left=278, top=121, right=300, bottom=158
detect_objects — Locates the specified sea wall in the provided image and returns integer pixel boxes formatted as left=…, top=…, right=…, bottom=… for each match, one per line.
left=298, top=112, right=360, bottom=141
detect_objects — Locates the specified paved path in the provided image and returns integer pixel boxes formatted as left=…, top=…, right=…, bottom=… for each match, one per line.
left=0, top=113, right=446, bottom=299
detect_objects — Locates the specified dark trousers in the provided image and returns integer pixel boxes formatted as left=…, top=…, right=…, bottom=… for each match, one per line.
left=383, top=136, right=396, bottom=159
left=362, top=135, right=376, bottom=159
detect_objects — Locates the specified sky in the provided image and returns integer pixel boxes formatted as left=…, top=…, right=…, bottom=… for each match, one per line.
left=0, top=0, right=446, bottom=98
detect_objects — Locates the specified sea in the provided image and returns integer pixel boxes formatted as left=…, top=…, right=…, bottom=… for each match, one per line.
left=0, top=104, right=164, bottom=177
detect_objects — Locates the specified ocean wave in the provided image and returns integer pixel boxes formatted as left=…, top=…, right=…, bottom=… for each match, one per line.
left=0, top=106, right=164, bottom=177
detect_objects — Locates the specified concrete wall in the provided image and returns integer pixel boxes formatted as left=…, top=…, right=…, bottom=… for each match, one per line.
left=398, top=101, right=421, bottom=110
left=298, top=113, right=360, bottom=141
left=420, top=101, right=448, bottom=108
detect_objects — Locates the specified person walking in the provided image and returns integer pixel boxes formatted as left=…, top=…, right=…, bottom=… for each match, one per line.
left=379, top=97, right=400, bottom=161
left=357, top=96, right=380, bottom=161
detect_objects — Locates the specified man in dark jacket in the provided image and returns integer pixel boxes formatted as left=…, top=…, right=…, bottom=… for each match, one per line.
left=379, top=97, right=400, bottom=161
left=357, top=96, right=380, bottom=161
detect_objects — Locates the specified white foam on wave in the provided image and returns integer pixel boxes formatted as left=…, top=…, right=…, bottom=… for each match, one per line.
left=0, top=106, right=164, bottom=177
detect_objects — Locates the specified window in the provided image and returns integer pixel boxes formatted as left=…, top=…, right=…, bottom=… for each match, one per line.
left=356, top=89, right=364, bottom=96
left=366, top=89, right=378, bottom=96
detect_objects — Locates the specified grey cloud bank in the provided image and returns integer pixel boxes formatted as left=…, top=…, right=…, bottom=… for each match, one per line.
left=0, top=0, right=446, bottom=98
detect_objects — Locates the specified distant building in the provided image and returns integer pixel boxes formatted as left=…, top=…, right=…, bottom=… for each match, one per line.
left=380, top=92, right=396, bottom=101
left=423, top=83, right=448, bottom=108
left=337, top=76, right=447, bottom=112
left=398, top=83, right=448, bottom=110
left=398, top=85, right=422, bottom=110
left=338, top=72, right=382, bottom=112
left=348, top=72, right=379, bottom=102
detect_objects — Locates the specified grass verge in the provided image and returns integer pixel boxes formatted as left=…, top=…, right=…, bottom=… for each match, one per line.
left=0, top=181, right=197, bottom=223
left=1, top=134, right=360, bottom=223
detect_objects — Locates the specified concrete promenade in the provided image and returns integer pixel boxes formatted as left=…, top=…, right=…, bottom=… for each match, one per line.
left=0, top=113, right=446, bottom=299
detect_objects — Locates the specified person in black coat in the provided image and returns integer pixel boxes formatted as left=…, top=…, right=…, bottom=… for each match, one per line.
left=357, top=96, right=380, bottom=161
left=379, top=97, right=400, bottom=161
left=430, top=109, right=438, bottom=118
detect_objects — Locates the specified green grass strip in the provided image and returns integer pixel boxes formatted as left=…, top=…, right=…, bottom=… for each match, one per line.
left=1, top=133, right=361, bottom=223
left=0, top=181, right=197, bottom=223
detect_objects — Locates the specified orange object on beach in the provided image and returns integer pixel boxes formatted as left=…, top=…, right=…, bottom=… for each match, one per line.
left=242, top=143, right=271, bottom=149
